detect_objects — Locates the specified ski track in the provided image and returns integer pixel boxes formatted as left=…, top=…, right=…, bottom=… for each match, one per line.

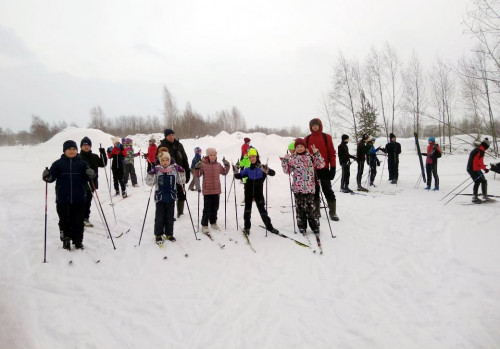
left=1, top=129, right=499, bottom=349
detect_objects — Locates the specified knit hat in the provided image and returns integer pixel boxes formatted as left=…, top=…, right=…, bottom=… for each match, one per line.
left=111, top=137, right=120, bottom=145
left=247, top=148, right=258, bottom=157
left=390, top=133, right=396, bottom=139
left=428, top=137, right=435, bottom=142
left=481, top=138, right=491, bottom=149
left=244, top=137, right=251, bottom=143
left=194, top=147, right=202, bottom=154
left=158, top=151, right=170, bottom=161
left=63, top=140, right=78, bottom=152
left=362, top=134, right=369, bottom=141
left=80, top=136, right=92, bottom=147
left=206, top=148, right=217, bottom=156
left=371, top=137, right=376, bottom=143
left=341, top=134, right=349, bottom=142
left=164, top=129, right=175, bottom=137
left=149, top=138, right=156, bottom=144
left=294, top=138, right=306, bottom=149
left=123, top=138, right=132, bottom=145
left=287, top=141, right=295, bottom=151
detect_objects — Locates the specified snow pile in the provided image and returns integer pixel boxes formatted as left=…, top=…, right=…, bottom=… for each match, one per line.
left=0, top=128, right=499, bottom=349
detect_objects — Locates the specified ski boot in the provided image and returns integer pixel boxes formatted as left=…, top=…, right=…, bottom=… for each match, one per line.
left=357, top=186, right=368, bottom=192
left=472, top=195, right=482, bottom=204
left=74, top=242, right=84, bottom=250
left=62, top=238, right=71, bottom=250
left=210, top=223, right=221, bottom=231
left=165, top=235, right=176, bottom=242
left=202, top=226, right=209, bottom=234
left=122, top=190, right=127, bottom=198
left=83, top=219, right=94, bottom=227
left=155, top=235, right=164, bottom=246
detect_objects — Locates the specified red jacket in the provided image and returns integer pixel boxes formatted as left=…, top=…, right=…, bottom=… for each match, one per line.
left=146, top=144, right=157, bottom=164
left=472, top=145, right=487, bottom=171
left=305, top=118, right=336, bottom=168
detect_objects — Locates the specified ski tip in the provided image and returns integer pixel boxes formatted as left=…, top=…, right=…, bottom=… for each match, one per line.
left=185, top=253, right=189, bottom=258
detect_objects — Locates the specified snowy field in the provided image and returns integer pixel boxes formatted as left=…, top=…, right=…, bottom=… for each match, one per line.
left=1, top=127, right=499, bottom=349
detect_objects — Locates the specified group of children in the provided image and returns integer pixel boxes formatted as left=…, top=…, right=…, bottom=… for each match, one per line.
left=43, top=125, right=496, bottom=251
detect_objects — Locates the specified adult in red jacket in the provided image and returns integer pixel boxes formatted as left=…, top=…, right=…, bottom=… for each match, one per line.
left=466, top=138, right=492, bottom=203
left=305, top=118, right=339, bottom=221
left=241, top=137, right=251, bottom=159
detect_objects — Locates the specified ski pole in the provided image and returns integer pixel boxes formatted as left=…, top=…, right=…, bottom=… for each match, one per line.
left=379, top=156, right=387, bottom=185
left=138, top=176, right=156, bottom=246
left=443, top=175, right=481, bottom=206
left=287, top=169, right=297, bottom=234
left=224, top=167, right=227, bottom=230
left=197, top=187, right=200, bottom=232
left=43, top=178, right=48, bottom=263
left=138, top=149, right=144, bottom=186
left=319, top=185, right=334, bottom=238
left=91, top=182, right=116, bottom=249
left=182, top=185, right=199, bottom=240
left=264, top=158, right=269, bottom=237
left=100, top=143, right=117, bottom=224
left=233, top=173, right=239, bottom=231
left=439, top=176, right=471, bottom=201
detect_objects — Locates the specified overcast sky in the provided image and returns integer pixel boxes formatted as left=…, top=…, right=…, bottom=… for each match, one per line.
left=0, top=0, right=475, bottom=132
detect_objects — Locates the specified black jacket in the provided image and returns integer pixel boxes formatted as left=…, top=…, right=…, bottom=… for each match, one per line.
left=157, top=138, right=191, bottom=183
left=47, top=154, right=89, bottom=204
left=338, top=141, right=357, bottom=166
left=80, top=149, right=107, bottom=189
left=381, top=141, right=401, bottom=161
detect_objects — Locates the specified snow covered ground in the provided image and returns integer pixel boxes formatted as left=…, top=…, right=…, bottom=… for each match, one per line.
left=1, top=127, right=499, bottom=349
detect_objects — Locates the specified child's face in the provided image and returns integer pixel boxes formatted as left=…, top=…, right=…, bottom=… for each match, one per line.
left=208, top=154, right=217, bottom=162
left=295, top=145, right=305, bottom=154
left=249, top=155, right=257, bottom=163
left=65, top=147, right=78, bottom=158
left=160, top=157, right=170, bottom=167
left=81, top=144, right=91, bottom=152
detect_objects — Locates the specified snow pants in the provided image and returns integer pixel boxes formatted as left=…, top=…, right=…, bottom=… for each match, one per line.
left=123, top=163, right=138, bottom=186
left=243, top=192, right=273, bottom=231
left=112, top=167, right=125, bottom=193
left=388, top=156, right=399, bottom=181
left=57, top=202, right=85, bottom=244
left=468, top=170, right=487, bottom=197
left=295, top=193, right=319, bottom=233
left=340, top=163, right=351, bottom=190
left=201, top=194, right=220, bottom=226
left=154, top=201, right=175, bottom=237
left=356, top=160, right=365, bottom=187
left=425, top=163, right=439, bottom=189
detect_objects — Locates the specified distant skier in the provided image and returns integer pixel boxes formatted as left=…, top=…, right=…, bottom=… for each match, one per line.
left=143, top=138, right=158, bottom=173
left=281, top=138, right=325, bottom=235
left=356, top=133, right=371, bottom=192
left=107, top=137, right=128, bottom=198
left=122, top=138, right=140, bottom=187
left=188, top=147, right=202, bottom=192
left=420, top=137, right=442, bottom=190
left=241, top=137, right=251, bottom=160
left=338, top=134, right=357, bottom=193
left=380, top=133, right=401, bottom=184
left=366, top=137, right=382, bottom=187
left=42, top=140, right=95, bottom=250
left=79, top=136, right=107, bottom=227
left=467, top=138, right=492, bottom=203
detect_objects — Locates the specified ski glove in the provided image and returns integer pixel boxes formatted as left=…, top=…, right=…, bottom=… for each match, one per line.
left=222, top=158, right=229, bottom=167
left=485, top=168, right=490, bottom=173
left=42, top=168, right=51, bottom=182
left=148, top=167, right=158, bottom=175
left=86, top=168, right=96, bottom=179
left=194, top=161, right=202, bottom=169
left=328, top=167, right=336, bottom=180
left=107, top=147, right=113, bottom=153
left=99, top=147, right=106, bottom=155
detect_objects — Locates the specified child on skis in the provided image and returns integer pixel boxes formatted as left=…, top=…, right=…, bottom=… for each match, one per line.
left=188, top=147, right=202, bottom=191
left=194, top=148, right=230, bottom=234
left=420, top=137, right=442, bottom=190
left=79, top=136, right=107, bottom=227
left=366, top=137, right=381, bottom=187
left=467, top=138, right=492, bottom=203
left=338, top=134, right=357, bottom=193
left=107, top=137, right=128, bottom=197
left=122, top=138, right=140, bottom=187
left=143, top=138, right=158, bottom=173
left=281, top=138, right=325, bottom=235
left=146, top=150, right=186, bottom=244
left=42, top=140, right=95, bottom=250
left=233, top=148, right=278, bottom=235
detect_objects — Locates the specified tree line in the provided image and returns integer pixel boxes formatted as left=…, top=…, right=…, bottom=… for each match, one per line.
left=324, top=0, right=500, bottom=154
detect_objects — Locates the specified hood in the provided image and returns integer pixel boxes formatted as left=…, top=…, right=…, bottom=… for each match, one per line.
left=309, top=118, right=323, bottom=133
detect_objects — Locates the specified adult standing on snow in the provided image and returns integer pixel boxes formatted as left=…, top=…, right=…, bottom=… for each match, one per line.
left=380, top=133, right=401, bottom=184
left=467, top=138, right=492, bottom=203
left=79, top=136, right=107, bottom=227
left=305, top=118, right=339, bottom=221
left=157, top=129, right=191, bottom=218
left=338, top=134, right=357, bottom=193
left=356, top=133, right=370, bottom=192
left=420, top=137, right=442, bottom=190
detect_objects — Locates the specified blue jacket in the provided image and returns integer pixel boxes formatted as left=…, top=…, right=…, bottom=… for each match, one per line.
left=47, top=154, right=89, bottom=204
left=190, top=153, right=202, bottom=169
left=146, top=164, right=186, bottom=204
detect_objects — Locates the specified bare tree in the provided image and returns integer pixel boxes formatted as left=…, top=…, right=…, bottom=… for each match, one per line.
left=403, top=51, right=427, bottom=136
left=383, top=43, right=404, bottom=135
left=163, top=86, right=179, bottom=129
left=30, top=115, right=51, bottom=143
left=366, top=46, right=389, bottom=139
left=89, top=106, right=106, bottom=129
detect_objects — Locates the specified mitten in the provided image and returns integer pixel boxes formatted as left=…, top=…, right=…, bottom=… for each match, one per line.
left=194, top=161, right=202, bottom=169
left=99, top=147, right=106, bottom=155
left=222, top=158, right=229, bottom=166
left=86, top=168, right=95, bottom=179
left=328, top=167, right=336, bottom=180
left=42, top=168, right=51, bottom=182
left=148, top=167, right=158, bottom=175
left=107, top=146, right=113, bottom=153
left=485, top=168, right=490, bottom=173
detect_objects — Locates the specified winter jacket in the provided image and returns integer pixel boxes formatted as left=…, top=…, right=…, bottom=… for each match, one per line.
left=422, top=143, right=442, bottom=165
left=80, top=149, right=107, bottom=189
left=281, top=151, right=325, bottom=194
left=381, top=141, right=401, bottom=161
left=366, top=143, right=381, bottom=166
left=47, top=154, right=90, bottom=204
left=146, top=144, right=158, bottom=164
left=356, top=140, right=370, bottom=161
left=108, top=144, right=127, bottom=170
left=146, top=164, right=186, bottom=204
left=235, top=163, right=275, bottom=199
left=241, top=143, right=250, bottom=157
left=338, top=141, right=357, bottom=166
left=195, top=156, right=230, bottom=195
left=123, top=143, right=138, bottom=165
left=190, top=153, right=202, bottom=170
left=157, top=138, right=191, bottom=183
left=467, top=145, right=487, bottom=172
left=305, top=118, right=336, bottom=169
